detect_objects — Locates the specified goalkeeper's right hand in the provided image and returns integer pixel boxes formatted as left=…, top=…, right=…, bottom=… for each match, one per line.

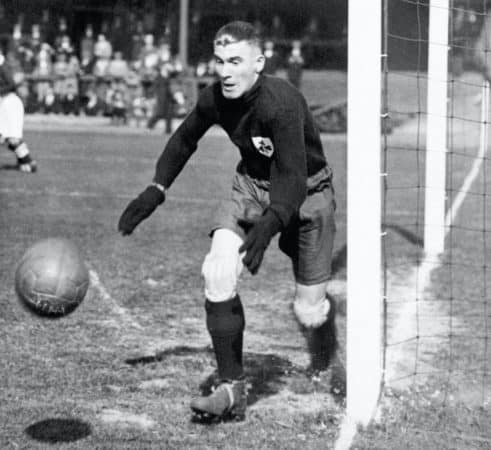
left=118, top=184, right=165, bottom=236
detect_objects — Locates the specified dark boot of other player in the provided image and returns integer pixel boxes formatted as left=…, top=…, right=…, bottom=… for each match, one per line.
left=190, top=295, right=248, bottom=421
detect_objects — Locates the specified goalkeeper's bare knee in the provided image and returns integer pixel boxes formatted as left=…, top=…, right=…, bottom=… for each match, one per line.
left=201, top=228, right=244, bottom=302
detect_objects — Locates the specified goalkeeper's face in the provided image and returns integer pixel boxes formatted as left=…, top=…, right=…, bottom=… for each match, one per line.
left=213, top=37, right=265, bottom=99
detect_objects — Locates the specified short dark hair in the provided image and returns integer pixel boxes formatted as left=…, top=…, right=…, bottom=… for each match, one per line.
left=214, top=21, right=262, bottom=48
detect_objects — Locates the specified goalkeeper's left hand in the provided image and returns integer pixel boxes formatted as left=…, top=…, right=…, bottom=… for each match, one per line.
left=118, top=185, right=165, bottom=236
left=238, top=209, right=283, bottom=274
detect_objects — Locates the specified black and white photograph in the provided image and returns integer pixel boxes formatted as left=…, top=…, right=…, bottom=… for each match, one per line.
left=0, top=0, right=489, bottom=448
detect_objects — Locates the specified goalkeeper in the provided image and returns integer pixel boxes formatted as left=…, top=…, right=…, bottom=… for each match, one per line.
left=119, top=21, right=338, bottom=421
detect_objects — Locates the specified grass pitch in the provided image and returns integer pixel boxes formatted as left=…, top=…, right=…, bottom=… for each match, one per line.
left=0, top=70, right=489, bottom=448
left=0, top=125, right=347, bottom=449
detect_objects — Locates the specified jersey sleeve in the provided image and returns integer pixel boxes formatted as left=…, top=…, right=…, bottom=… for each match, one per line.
left=267, top=104, right=308, bottom=227
left=153, top=86, right=217, bottom=188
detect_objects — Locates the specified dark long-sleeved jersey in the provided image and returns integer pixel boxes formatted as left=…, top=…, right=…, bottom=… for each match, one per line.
left=154, top=74, right=331, bottom=227
left=0, top=61, right=16, bottom=97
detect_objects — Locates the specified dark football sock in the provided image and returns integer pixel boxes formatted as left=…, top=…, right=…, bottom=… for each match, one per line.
left=205, top=295, right=245, bottom=380
left=305, top=296, right=338, bottom=372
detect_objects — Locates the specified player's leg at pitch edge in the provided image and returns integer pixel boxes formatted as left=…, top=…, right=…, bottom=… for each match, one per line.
left=0, top=90, right=38, bottom=173
left=6, top=138, right=37, bottom=173
left=294, top=292, right=338, bottom=374
left=191, top=229, right=248, bottom=421
left=295, top=291, right=346, bottom=397
left=189, top=294, right=248, bottom=422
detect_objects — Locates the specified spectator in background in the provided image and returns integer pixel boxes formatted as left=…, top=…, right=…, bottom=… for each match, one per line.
left=100, top=20, right=111, bottom=39
left=29, top=25, right=42, bottom=54
left=5, top=40, right=25, bottom=89
left=52, top=51, right=79, bottom=115
left=39, top=9, right=52, bottom=44
left=157, top=39, right=183, bottom=75
left=252, top=19, right=266, bottom=39
left=263, top=40, right=281, bottom=75
left=139, top=34, right=159, bottom=72
left=94, top=33, right=113, bottom=63
left=304, top=17, right=320, bottom=41
left=157, top=40, right=186, bottom=117
left=130, top=20, right=146, bottom=66
left=108, top=51, right=130, bottom=81
left=83, top=84, right=104, bottom=116
left=108, top=81, right=129, bottom=125
left=146, top=40, right=183, bottom=133
left=9, top=24, right=25, bottom=69
left=107, top=50, right=131, bottom=123
left=146, top=63, right=174, bottom=134
left=41, top=85, right=56, bottom=114
left=110, top=15, right=129, bottom=59
left=302, top=17, right=320, bottom=67
left=56, top=35, right=74, bottom=58
left=63, top=54, right=80, bottom=114
left=34, top=43, right=53, bottom=79
left=93, top=34, right=112, bottom=81
left=52, top=51, right=69, bottom=113
left=53, top=17, right=70, bottom=54
left=22, top=25, right=41, bottom=74
left=139, top=34, right=159, bottom=94
left=287, top=40, right=305, bottom=90
left=32, top=42, right=54, bottom=112
left=80, top=25, right=95, bottom=74
left=129, top=82, right=148, bottom=127
left=92, top=34, right=113, bottom=116
left=270, top=15, right=286, bottom=40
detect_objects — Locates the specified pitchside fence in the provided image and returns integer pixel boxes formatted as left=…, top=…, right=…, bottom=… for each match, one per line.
left=340, top=0, right=489, bottom=445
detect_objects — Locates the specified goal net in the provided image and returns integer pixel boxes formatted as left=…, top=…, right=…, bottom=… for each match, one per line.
left=343, top=0, right=490, bottom=442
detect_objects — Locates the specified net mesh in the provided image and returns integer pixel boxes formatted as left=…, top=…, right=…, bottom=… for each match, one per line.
left=382, top=0, right=489, bottom=410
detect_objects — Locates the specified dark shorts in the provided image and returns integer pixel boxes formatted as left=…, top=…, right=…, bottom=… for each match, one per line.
left=211, top=167, right=336, bottom=285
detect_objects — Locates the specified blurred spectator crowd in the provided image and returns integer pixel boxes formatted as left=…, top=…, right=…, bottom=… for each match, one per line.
left=1, top=14, right=317, bottom=128
left=2, top=16, right=195, bottom=128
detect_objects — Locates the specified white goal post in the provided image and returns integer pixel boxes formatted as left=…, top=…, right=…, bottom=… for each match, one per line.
left=424, top=0, right=449, bottom=258
left=342, top=0, right=454, bottom=443
left=345, top=0, right=383, bottom=429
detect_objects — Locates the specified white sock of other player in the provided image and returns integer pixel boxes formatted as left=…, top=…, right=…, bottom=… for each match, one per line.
left=7, top=139, right=37, bottom=172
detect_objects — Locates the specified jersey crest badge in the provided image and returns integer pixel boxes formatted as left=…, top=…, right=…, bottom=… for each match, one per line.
left=251, top=137, right=274, bottom=157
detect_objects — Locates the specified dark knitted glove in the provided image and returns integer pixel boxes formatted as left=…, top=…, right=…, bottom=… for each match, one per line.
left=238, top=209, right=283, bottom=274
left=118, top=185, right=165, bottom=235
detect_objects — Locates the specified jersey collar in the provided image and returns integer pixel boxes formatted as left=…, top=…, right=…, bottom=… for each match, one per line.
left=242, top=74, right=263, bottom=105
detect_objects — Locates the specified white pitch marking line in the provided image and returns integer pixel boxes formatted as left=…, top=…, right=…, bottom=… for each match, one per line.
left=0, top=186, right=220, bottom=205
left=446, top=81, right=489, bottom=228
left=88, top=267, right=143, bottom=331
left=3, top=152, right=232, bottom=168
left=385, top=81, right=490, bottom=386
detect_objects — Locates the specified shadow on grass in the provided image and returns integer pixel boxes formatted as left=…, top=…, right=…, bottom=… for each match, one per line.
left=385, top=223, right=424, bottom=247
left=126, top=347, right=300, bottom=407
left=25, top=418, right=91, bottom=443
left=125, top=345, right=346, bottom=420
left=0, top=163, right=19, bottom=171
left=126, top=346, right=302, bottom=406
left=199, top=352, right=302, bottom=405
